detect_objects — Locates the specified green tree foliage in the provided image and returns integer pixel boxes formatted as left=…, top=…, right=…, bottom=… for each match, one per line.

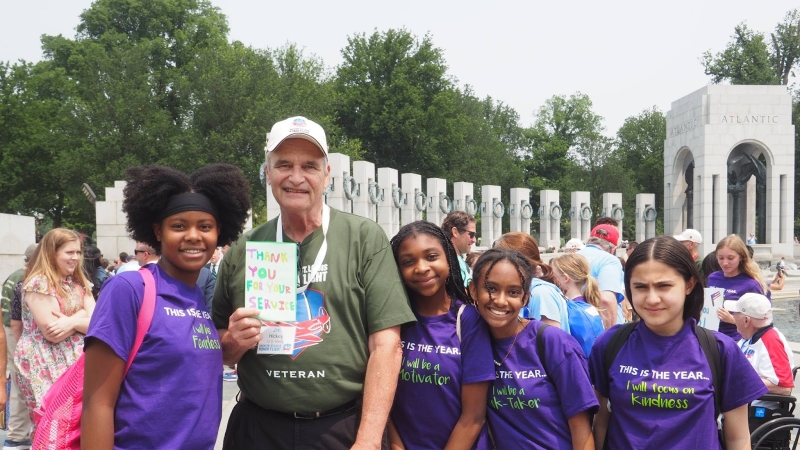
left=334, top=27, right=525, bottom=217
left=424, top=87, right=524, bottom=188
left=521, top=92, right=605, bottom=237
left=770, top=10, right=800, bottom=85
left=0, top=0, right=367, bottom=230
left=702, top=24, right=780, bottom=85
left=616, top=107, right=666, bottom=235
left=3, top=0, right=237, bottom=229
left=521, top=92, right=602, bottom=194
left=4, top=4, right=677, bottom=240
left=335, top=29, right=452, bottom=175
left=703, top=10, right=800, bottom=85
left=0, top=61, right=88, bottom=228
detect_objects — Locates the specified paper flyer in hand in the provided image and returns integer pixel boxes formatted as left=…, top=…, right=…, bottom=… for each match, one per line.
left=245, top=241, right=297, bottom=322
left=699, top=288, right=724, bottom=331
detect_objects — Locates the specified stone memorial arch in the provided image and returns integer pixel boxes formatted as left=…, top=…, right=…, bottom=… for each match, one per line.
left=664, top=85, right=795, bottom=259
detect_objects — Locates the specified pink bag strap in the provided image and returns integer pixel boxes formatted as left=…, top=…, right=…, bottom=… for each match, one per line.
left=123, top=268, right=157, bottom=376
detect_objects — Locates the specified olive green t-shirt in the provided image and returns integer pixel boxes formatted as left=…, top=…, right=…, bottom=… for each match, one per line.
left=212, top=208, right=415, bottom=413
left=1, top=269, right=24, bottom=328
left=695, top=257, right=704, bottom=283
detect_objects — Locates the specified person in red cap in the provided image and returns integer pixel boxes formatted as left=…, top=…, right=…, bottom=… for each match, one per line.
left=577, top=224, right=624, bottom=329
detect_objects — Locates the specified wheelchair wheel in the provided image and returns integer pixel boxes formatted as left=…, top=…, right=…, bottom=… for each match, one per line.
left=750, top=417, right=800, bottom=450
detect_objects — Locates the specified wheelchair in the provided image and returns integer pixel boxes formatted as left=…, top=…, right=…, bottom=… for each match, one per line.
left=748, top=366, right=800, bottom=450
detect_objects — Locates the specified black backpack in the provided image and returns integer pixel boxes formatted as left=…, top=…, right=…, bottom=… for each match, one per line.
left=602, top=322, right=725, bottom=448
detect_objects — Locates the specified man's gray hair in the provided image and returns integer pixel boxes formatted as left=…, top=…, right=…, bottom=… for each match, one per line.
left=751, top=315, right=773, bottom=328
left=586, top=236, right=613, bottom=252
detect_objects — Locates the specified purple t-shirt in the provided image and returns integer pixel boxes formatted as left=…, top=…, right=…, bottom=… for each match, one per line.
left=707, top=271, right=766, bottom=340
left=86, top=265, right=222, bottom=450
left=487, top=320, right=599, bottom=449
left=392, top=302, right=494, bottom=450
left=589, top=319, right=767, bottom=449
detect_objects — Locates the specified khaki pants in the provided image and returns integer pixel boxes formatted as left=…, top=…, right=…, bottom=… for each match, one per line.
left=5, top=325, right=30, bottom=442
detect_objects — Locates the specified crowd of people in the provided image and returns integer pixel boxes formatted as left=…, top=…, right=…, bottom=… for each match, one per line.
left=0, top=115, right=796, bottom=450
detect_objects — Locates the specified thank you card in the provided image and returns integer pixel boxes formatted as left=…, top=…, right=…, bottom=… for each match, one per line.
left=245, top=241, right=297, bottom=322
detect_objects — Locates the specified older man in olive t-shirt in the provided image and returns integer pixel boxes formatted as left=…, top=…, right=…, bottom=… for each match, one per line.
left=213, top=116, right=415, bottom=450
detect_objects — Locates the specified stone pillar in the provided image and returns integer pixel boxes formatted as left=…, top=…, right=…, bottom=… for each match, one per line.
left=96, top=181, right=136, bottom=263
left=327, top=153, right=350, bottom=213
left=401, top=173, right=424, bottom=225
left=778, top=173, right=794, bottom=251
left=351, top=161, right=375, bottom=221
left=539, top=190, right=561, bottom=250
left=426, top=178, right=448, bottom=227
left=746, top=177, right=756, bottom=241
left=481, top=185, right=503, bottom=246
left=636, top=193, right=657, bottom=242
left=602, top=192, right=624, bottom=238
left=453, top=182, right=477, bottom=217
left=509, top=188, right=532, bottom=234
left=0, top=214, right=36, bottom=280
left=377, top=167, right=400, bottom=238
left=570, top=191, right=592, bottom=242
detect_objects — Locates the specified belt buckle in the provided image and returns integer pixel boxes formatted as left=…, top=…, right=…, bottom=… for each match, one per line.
left=293, top=411, right=321, bottom=419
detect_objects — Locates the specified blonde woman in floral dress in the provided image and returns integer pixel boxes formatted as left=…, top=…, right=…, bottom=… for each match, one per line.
left=14, top=228, right=95, bottom=424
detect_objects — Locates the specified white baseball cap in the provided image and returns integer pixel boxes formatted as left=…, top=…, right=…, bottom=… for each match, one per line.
left=723, top=293, right=772, bottom=319
left=673, top=229, right=702, bottom=244
left=565, top=238, right=585, bottom=250
left=265, top=116, right=328, bottom=156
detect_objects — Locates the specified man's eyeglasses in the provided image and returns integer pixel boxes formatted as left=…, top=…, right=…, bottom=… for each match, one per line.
left=459, top=229, right=477, bottom=239
left=134, top=249, right=148, bottom=254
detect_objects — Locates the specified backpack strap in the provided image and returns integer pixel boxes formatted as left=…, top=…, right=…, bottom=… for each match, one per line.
left=536, top=322, right=550, bottom=378
left=456, top=303, right=467, bottom=342
left=603, top=322, right=637, bottom=379
left=694, top=326, right=724, bottom=438
left=602, top=322, right=637, bottom=414
left=124, top=268, right=157, bottom=376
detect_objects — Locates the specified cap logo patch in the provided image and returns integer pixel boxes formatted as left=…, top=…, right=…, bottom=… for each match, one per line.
left=292, top=118, right=306, bottom=127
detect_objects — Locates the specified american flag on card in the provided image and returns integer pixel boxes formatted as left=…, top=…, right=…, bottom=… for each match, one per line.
left=710, top=290, right=722, bottom=306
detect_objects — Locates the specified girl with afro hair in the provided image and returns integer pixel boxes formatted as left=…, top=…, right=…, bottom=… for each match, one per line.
left=82, top=164, right=251, bottom=450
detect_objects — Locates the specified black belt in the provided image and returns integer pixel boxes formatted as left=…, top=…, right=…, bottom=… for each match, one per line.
left=240, top=394, right=360, bottom=420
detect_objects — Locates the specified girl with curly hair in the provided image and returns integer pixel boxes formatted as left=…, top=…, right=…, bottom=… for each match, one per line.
left=82, top=164, right=251, bottom=450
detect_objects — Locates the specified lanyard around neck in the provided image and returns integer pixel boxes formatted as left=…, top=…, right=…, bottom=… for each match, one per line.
left=276, top=205, right=330, bottom=294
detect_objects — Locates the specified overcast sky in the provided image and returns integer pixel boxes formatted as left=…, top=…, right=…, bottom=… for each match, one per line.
left=1, top=0, right=796, bottom=133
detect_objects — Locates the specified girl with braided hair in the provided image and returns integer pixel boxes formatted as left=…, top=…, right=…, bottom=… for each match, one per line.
left=388, top=221, right=494, bottom=450
left=469, top=248, right=597, bottom=450
left=82, top=164, right=251, bottom=450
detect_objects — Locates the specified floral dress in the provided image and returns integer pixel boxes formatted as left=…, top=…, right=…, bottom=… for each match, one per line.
left=14, top=275, right=86, bottom=421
